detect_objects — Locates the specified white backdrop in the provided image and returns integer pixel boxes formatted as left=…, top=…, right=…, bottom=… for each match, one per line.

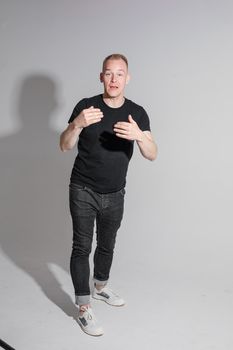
left=1, top=1, right=233, bottom=349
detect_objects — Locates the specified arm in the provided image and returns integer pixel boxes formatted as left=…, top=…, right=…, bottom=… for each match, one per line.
left=59, top=122, right=83, bottom=152
left=136, top=130, right=158, bottom=161
left=60, top=106, right=103, bottom=152
left=113, top=115, right=157, bottom=161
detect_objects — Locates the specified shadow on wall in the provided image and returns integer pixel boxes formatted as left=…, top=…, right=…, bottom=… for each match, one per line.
left=0, top=74, right=76, bottom=318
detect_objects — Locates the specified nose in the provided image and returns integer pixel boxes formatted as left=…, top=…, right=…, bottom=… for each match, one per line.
left=111, top=74, right=117, bottom=82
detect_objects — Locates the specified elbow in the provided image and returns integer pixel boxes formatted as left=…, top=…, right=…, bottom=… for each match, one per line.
left=148, top=154, right=157, bottom=161
left=60, top=145, right=67, bottom=152
left=59, top=140, right=66, bottom=152
left=60, top=143, right=72, bottom=152
left=142, top=153, right=157, bottom=161
left=59, top=140, right=72, bottom=152
left=145, top=141, right=158, bottom=161
left=146, top=148, right=158, bottom=161
left=141, top=150, right=157, bottom=161
left=59, top=133, right=73, bottom=152
left=150, top=145, right=158, bottom=161
left=59, top=134, right=66, bottom=152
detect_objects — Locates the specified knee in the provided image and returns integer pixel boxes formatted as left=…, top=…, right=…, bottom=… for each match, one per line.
left=71, top=240, right=92, bottom=258
left=97, top=241, right=116, bottom=256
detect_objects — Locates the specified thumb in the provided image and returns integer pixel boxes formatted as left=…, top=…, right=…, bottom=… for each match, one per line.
left=128, top=114, right=135, bottom=123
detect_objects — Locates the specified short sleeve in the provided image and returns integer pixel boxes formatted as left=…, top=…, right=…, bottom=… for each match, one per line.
left=68, top=98, right=87, bottom=124
left=138, top=107, right=151, bottom=132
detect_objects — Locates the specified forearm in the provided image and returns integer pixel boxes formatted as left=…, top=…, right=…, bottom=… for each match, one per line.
left=136, top=131, right=158, bottom=161
left=60, top=122, right=83, bottom=152
left=60, top=107, right=104, bottom=152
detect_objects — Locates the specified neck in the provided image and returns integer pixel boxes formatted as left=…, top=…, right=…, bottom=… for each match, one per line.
left=103, top=94, right=125, bottom=108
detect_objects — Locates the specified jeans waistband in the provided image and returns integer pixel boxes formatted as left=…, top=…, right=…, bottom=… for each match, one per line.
left=69, top=183, right=125, bottom=196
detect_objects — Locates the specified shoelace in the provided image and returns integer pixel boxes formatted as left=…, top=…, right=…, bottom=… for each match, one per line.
left=82, top=308, right=97, bottom=323
left=79, top=307, right=91, bottom=318
left=86, top=311, right=93, bottom=321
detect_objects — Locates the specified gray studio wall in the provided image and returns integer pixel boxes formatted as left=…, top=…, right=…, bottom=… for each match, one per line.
left=1, top=0, right=233, bottom=290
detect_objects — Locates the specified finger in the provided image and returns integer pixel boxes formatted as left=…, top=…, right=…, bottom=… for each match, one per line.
left=114, top=127, right=129, bottom=135
left=113, top=126, right=125, bottom=131
left=86, top=107, right=102, bottom=113
left=115, top=133, right=131, bottom=140
left=91, top=119, right=102, bottom=124
left=128, top=114, right=135, bottom=123
left=113, top=124, right=130, bottom=132
left=89, top=111, right=103, bottom=116
left=87, top=111, right=103, bottom=119
left=114, top=122, right=130, bottom=127
left=91, top=115, right=104, bottom=122
left=88, top=117, right=103, bottom=125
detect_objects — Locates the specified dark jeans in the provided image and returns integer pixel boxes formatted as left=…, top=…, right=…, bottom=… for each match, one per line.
left=69, top=183, right=125, bottom=305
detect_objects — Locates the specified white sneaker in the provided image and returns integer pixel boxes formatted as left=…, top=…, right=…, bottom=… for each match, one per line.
left=92, top=286, right=125, bottom=306
left=77, top=307, right=104, bottom=336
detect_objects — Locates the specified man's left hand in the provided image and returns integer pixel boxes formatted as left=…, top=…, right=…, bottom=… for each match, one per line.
left=113, top=115, right=143, bottom=141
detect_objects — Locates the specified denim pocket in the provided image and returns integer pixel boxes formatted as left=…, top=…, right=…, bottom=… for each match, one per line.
left=69, top=183, right=86, bottom=191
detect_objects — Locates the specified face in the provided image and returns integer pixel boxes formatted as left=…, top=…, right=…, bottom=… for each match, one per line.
left=100, top=58, right=130, bottom=99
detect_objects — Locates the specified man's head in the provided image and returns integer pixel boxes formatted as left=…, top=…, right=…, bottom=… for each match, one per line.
left=102, top=54, right=128, bottom=72
left=100, top=53, right=130, bottom=100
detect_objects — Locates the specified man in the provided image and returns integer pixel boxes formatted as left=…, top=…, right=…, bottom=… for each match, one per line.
left=60, top=53, right=157, bottom=336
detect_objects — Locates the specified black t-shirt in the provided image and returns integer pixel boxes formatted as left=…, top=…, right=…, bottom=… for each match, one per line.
left=68, top=94, right=150, bottom=193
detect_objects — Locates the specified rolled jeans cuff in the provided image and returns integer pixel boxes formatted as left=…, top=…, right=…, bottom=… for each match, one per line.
left=93, top=278, right=108, bottom=286
left=75, top=294, right=90, bottom=306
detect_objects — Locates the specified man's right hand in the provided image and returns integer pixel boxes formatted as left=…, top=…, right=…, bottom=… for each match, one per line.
left=60, top=106, right=103, bottom=152
left=73, top=106, right=103, bottom=128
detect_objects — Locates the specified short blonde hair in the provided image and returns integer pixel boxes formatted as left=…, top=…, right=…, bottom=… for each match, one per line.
left=102, top=53, right=128, bottom=71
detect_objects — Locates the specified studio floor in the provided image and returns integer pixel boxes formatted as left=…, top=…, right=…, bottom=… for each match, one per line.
left=1, top=248, right=233, bottom=350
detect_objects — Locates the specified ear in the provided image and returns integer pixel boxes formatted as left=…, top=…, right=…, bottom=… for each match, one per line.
left=126, top=73, right=130, bottom=85
left=100, top=72, right=104, bottom=83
